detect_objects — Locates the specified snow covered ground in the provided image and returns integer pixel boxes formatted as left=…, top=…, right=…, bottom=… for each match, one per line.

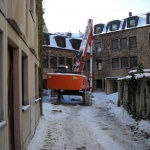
left=27, top=91, right=150, bottom=150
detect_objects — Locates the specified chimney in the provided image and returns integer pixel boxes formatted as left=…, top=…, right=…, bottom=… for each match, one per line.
left=129, top=12, right=132, bottom=17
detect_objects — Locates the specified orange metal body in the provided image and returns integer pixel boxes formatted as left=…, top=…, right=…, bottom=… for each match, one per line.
left=47, top=73, right=89, bottom=91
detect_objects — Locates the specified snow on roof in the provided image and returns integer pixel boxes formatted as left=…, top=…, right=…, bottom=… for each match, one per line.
left=43, top=33, right=90, bottom=53
left=95, top=13, right=150, bottom=35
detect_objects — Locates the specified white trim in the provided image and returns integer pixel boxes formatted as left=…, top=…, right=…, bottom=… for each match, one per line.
left=35, top=98, right=41, bottom=103
left=22, top=105, right=30, bottom=111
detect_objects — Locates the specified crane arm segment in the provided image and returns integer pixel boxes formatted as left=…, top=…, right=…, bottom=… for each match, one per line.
left=74, top=19, right=93, bottom=72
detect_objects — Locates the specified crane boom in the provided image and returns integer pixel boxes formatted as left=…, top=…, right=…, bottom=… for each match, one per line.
left=74, top=19, right=93, bottom=72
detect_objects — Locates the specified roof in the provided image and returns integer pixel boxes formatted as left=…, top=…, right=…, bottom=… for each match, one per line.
left=94, top=12, right=150, bottom=35
left=43, top=32, right=91, bottom=53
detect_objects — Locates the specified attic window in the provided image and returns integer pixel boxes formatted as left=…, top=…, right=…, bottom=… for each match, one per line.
left=55, top=36, right=66, bottom=48
left=110, top=20, right=121, bottom=31
left=130, top=19, right=135, bottom=27
left=112, top=24, right=117, bottom=31
left=146, top=13, right=150, bottom=24
left=70, top=39, right=81, bottom=50
left=127, top=16, right=139, bottom=28
left=94, top=24, right=104, bottom=34
left=96, top=27, right=101, bottom=34
left=43, top=34, right=50, bottom=45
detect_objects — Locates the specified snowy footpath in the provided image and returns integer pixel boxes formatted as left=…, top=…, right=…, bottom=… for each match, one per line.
left=27, top=92, right=150, bottom=150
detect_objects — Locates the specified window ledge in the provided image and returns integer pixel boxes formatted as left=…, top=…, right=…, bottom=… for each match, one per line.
left=0, top=120, right=7, bottom=128
left=35, top=98, right=41, bottom=103
left=22, top=105, right=30, bottom=112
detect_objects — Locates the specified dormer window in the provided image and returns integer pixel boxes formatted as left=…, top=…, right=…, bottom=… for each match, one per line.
left=96, top=27, right=101, bottom=34
left=110, top=20, right=121, bottom=31
left=127, top=16, right=139, bottom=28
left=146, top=13, right=150, bottom=24
left=130, top=19, right=136, bottom=27
left=54, top=36, right=66, bottom=48
left=94, top=24, right=104, bottom=34
left=70, top=39, right=81, bottom=50
left=43, top=33, right=50, bottom=45
left=112, top=24, right=117, bottom=31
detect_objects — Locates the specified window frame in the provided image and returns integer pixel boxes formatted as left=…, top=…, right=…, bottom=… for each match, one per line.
left=129, top=36, right=137, bottom=48
left=112, top=39, right=118, bottom=50
left=95, top=42, right=102, bottom=53
left=96, top=60, right=102, bottom=70
left=112, top=58, right=119, bottom=69
left=120, top=38, right=127, bottom=49
left=130, top=56, right=137, bottom=68
left=50, top=56, right=57, bottom=68
left=59, top=57, right=65, bottom=66
left=43, top=55, right=48, bottom=68
left=121, top=57, right=129, bottom=68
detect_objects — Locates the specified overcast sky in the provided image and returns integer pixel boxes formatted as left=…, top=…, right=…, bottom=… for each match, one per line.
left=43, top=0, right=150, bottom=33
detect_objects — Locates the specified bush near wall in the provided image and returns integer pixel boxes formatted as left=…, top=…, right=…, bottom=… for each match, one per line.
left=118, top=64, right=150, bottom=120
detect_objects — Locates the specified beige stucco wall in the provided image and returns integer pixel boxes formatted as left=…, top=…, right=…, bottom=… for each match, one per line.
left=0, top=1, right=41, bottom=150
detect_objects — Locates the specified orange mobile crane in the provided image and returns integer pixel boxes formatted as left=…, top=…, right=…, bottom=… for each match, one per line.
left=47, top=19, right=93, bottom=105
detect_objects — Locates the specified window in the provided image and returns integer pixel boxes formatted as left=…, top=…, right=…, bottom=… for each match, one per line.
left=43, top=34, right=50, bottom=45
left=127, top=16, right=139, bottom=28
left=129, top=37, right=137, bottom=48
left=22, top=52, right=28, bottom=105
left=66, top=58, right=72, bottom=70
left=112, top=58, right=119, bottom=69
left=70, top=39, right=81, bottom=50
left=95, top=42, right=102, bottom=53
left=120, top=38, right=127, bottom=49
left=43, top=56, right=48, bottom=68
left=50, top=56, right=57, bottom=68
left=30, top=0, right=35, bottom=19
left=96, top=60, right=102, bottom=70
left=112, top=24, right=117, bottom=31
left=121, top=57, right=128, bottom=68
left=130, top=56, right=137, bottom=68
left=96, top=27, right=101, bottom=34
left=112, top=40, right=118, bottom=50
left=146, top=13, right=150, bottom=24
left=129, top=19, right=136, bottom=27
left=94, top=24, right=104, bottom=34
left=55, top=36, right=66, bottom=48
left=59, top=57, right=65, bottom=65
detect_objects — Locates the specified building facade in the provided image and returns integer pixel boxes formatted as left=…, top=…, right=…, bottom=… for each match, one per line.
left=93, top=12, right=150, bottom=94
left=0, top=1, right=41, bottom=150
left=42, top=33, right=90, bottom=89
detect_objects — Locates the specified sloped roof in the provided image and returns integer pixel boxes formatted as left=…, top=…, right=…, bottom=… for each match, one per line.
left=94, top=13, right=150, bottom=35
left=43, top=33, right=91, bottom=53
